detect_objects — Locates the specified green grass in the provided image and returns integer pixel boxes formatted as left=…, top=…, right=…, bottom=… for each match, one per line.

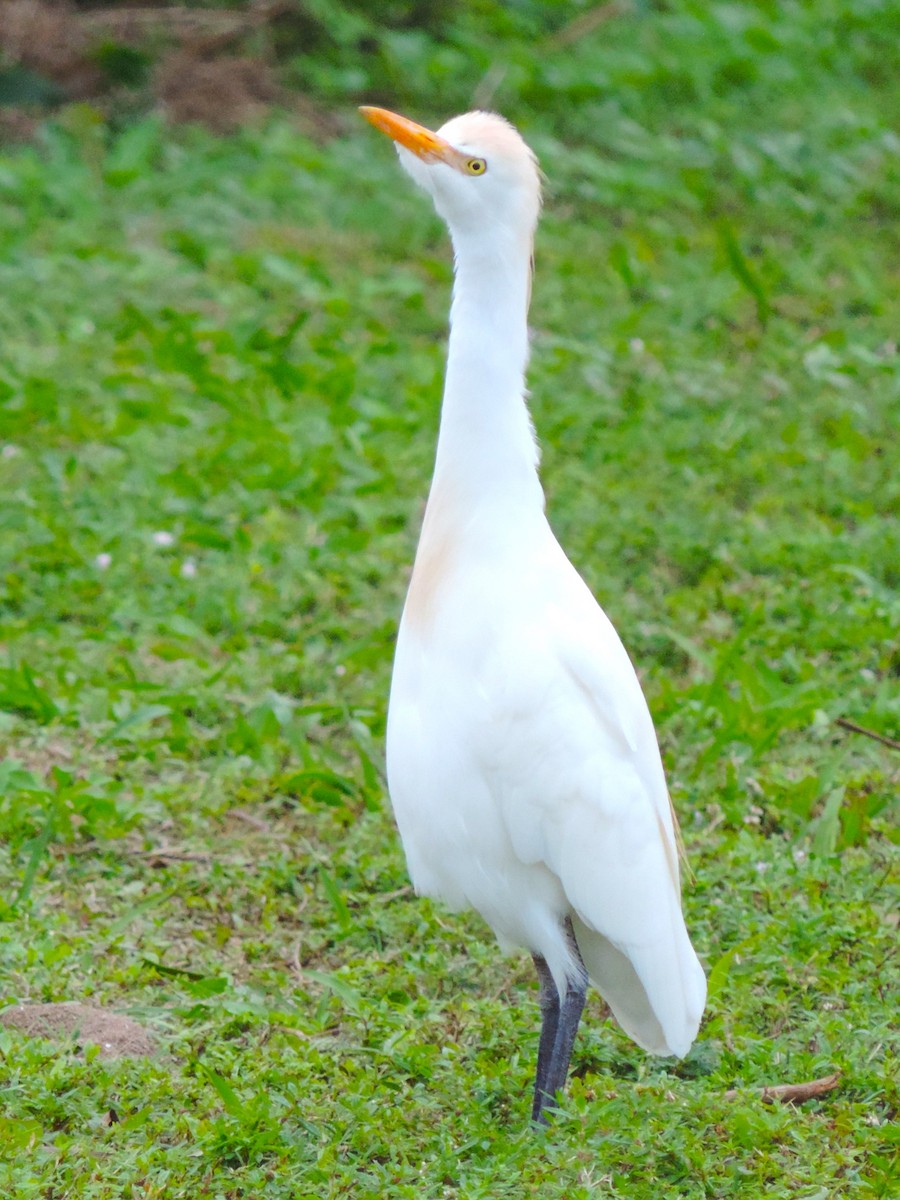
left=1, top=2, right=898, bottom=1196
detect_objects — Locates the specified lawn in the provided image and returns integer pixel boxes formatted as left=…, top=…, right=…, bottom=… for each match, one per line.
left=0, top=1, right=898, bottom=1196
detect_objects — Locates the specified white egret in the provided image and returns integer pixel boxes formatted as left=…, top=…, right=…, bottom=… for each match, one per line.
left=361, top=106, right=706, bottom=1125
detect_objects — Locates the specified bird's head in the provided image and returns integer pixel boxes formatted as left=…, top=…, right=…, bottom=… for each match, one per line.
left=360, top=107, right=541, bottom=245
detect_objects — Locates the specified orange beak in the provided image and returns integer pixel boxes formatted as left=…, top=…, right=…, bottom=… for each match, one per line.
left=359, top=106, right=463, bottom=168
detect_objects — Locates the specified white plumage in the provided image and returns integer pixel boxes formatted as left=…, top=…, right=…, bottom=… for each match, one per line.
left=361, top=106, right=706, bottom=1123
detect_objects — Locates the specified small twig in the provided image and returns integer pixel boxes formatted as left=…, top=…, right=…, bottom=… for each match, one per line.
left=136, top=849, right=214, bottom=865
left=228, top=807, right=269, bottom=831
left=371, top=885, right=413, bottom=904
left=471, top=63, right=508, bottom=111
left=547, top=3, right=623, bottom=50
left=835, top=717, right=900, bottom=752
left=290, top=940, right=304, bottom=981
left=472, top=0, right=624, bottom=107
left=723, top=1072, right=841, bottom=1104
left=58, top=844, right=209, bottom=863
left=270, top=1024, right=310, bottom=1041
left=133, top=845, right=251, bottom=868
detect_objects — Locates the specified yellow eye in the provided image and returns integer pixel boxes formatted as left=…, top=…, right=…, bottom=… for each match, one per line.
left=466, top=158, right=487, bottom=176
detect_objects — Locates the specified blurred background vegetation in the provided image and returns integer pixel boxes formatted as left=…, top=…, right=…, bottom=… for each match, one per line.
left=1, top=0, right=897, bottom=141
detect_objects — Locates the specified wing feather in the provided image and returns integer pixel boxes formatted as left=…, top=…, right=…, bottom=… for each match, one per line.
left=483, top=556, right=705, bottom=1053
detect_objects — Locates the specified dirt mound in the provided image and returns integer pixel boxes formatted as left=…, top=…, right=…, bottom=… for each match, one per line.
left=0, top=1, right=102, bottom=98
left=0, top=0, right=284, bottom=132
left=0, top=1001, right=156, bottom=1059
left=154, top=49, right=280, bottom=132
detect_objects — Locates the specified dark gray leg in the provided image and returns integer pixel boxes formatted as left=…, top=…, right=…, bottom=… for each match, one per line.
left=531, top=954, right=560, bottom=1123
left=532, top=918, right=588, bottom=1126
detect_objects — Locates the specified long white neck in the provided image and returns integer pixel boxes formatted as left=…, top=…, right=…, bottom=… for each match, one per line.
left=430, top=227, right=544, bottom=514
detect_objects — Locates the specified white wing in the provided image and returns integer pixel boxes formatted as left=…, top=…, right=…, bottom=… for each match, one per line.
left=477, top=544, right=706, bottom=1055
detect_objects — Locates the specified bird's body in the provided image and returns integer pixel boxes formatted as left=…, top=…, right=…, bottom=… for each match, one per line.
left=362, top=106, right=706, bottom=1123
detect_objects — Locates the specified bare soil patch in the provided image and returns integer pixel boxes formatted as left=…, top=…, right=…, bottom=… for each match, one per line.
left=1, top=1001, right=156, bottom=1058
